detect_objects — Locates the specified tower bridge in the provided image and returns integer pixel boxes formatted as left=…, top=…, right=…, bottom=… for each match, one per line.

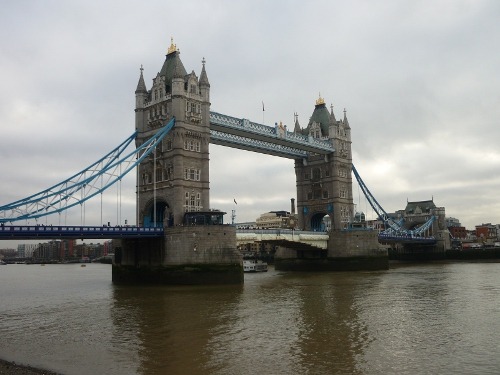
left=0, top=40, right=449, bottom=283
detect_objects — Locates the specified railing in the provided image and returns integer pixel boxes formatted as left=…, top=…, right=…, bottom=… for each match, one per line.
left=236, top=228, right=328, bottom=236
left=0, top=225, right=164, bottom=239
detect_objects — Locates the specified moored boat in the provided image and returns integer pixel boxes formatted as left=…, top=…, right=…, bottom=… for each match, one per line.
left=243, top=259, right=268, bottom=272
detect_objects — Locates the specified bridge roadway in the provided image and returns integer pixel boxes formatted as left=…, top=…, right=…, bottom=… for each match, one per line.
left=236, top=228, right=329, bottom=250
left=0, top=225, right=163, bottom=240
left=0, top=225, right=330, bottom=250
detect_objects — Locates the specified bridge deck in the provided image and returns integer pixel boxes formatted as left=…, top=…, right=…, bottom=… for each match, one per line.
left=236, top=228, right=329, bottom=250
left=378, top=234, right=437, bottom=245
left=0, top=225, right=164, bottom=240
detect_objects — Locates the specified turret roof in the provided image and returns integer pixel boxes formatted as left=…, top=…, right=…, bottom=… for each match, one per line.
left=307, top=101, right=330, bottom=136
left=135, top=65, right=147, bottom=94
left=199, top=57, right=210, bottom=87
left=159, top=42, right=187, bottom=82
left=343, top=108, right=350, bottom=129
left=293, top=112, right=301, bottom=133
left=404, top=199, right=436, bottom=213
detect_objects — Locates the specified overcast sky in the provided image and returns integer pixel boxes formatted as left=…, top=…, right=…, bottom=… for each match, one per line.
left=1, top=0, right=500, bottom=248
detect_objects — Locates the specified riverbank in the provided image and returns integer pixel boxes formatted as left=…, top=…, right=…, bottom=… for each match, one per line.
left=0, top=359, right=60, bottom=375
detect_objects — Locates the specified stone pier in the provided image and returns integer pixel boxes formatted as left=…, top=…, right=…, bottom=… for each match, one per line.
left=275, top=229, right=388, bottom=271
left=112, top=225, right=243, bottom=285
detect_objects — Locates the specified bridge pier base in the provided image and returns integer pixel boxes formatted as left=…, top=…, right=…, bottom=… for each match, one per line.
left=112, top=226, right=243, bottom=285
left=275, top=230, right=388, bottom=271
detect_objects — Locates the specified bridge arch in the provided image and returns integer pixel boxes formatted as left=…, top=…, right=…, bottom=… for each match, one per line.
left=310, top=212, right=331, bottom=232
left=142, top=199, right=172, bottom=228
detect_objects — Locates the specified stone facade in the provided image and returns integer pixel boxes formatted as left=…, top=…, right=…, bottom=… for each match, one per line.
left=294, top=97, right=354, bottom=231
left=134, top=40, right=211, bottom=228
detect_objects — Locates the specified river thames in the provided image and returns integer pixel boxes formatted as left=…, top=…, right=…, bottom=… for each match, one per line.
left=1, top=262, right=499, bottom=374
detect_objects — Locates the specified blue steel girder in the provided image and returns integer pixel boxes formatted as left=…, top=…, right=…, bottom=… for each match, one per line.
left=209, top=111, right=334, bottom=158
left=352, top=164, right=436, bottom=239
left=210, top=130, right=308, bottom=159
left=0, top=118, right=176, bottom=223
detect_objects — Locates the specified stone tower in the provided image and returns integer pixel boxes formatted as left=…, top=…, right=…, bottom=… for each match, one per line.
left=134, top=39, right=211, bottom=227
left=294, top=96, right=354, bottom=231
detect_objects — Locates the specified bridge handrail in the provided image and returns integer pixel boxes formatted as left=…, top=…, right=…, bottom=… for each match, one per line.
left=0, top=224, right=164, bottom=237
left=0, top=224, right=163, bottom=232
left=236, top=228, right=328, bottom=235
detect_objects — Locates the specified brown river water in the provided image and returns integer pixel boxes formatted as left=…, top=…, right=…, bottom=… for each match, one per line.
left=1, top=262, right=500, bottom=374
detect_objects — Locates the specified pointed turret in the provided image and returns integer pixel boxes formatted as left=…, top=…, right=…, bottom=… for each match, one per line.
left=329, top=104, right=337, bottom=123
left=343, top=108, right=350, bottom=129
left=199, top=57, right=210, bottom=102
left=199, top=57, right=210, bottom=87
left=135, top=65, right=147, bottom=94
left=293, top=112, right=301, bottom=133
left=135, top=65, right=149, bottom=132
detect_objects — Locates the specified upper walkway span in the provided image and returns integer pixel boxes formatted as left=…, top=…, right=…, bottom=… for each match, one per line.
left=209, top=112, right=334, bottom=158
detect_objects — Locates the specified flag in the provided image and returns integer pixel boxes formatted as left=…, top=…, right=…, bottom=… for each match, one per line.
left=234, top=198, right=237, bottom=205
left=262, top=101, right=265, bottom=111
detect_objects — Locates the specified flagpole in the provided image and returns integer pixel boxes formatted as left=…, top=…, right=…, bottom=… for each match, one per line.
left=262, top=101, right=265, bottom=124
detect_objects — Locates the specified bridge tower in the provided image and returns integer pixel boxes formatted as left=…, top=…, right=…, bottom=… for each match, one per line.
left=294, top=96, right=354, bottom=231
left=134, top=39, right=211, bottom=227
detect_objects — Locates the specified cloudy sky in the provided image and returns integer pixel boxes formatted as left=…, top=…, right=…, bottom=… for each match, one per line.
left=1, top=0, right=499, bottom=247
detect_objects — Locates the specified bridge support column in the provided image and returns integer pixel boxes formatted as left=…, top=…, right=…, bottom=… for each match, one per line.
left=275, top=230, right=388, bottom=271
left=112, top=226, right=243, bottom=285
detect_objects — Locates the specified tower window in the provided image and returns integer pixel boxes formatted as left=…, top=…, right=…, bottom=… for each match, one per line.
left=184, top=168, right=201, bottom=181
left=312, top=168, right=321, bottom=181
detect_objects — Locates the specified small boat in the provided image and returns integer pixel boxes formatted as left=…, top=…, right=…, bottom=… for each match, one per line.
left=243, top=259, right=268, bottom=273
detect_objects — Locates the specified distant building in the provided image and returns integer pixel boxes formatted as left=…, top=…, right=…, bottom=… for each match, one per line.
left=475, top=223, right=497, bottom=244
left=446, top=217, right=462, bottom=227
left=449, top=226, right=467, bottom=239
left=395, top=199, right=446, bottom=237
left=255, top=211, right=298, bottom=229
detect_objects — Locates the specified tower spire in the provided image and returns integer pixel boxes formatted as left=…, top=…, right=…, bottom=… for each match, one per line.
left=167, top=37, right=178, bottom=55
left=343, top=108, right=350, bottom=129
left=294, top=112, right=301, bottom=133
left=199, top=57, right=210, bottom=87
left=135, top=64, right=147, bottom=93
left=330, top=103, right=337, bottom=123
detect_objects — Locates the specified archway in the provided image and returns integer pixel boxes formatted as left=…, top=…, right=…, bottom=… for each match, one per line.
left=310, top=212, right=330, bottom=232
left=143, top=200, right=171, bottom=228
